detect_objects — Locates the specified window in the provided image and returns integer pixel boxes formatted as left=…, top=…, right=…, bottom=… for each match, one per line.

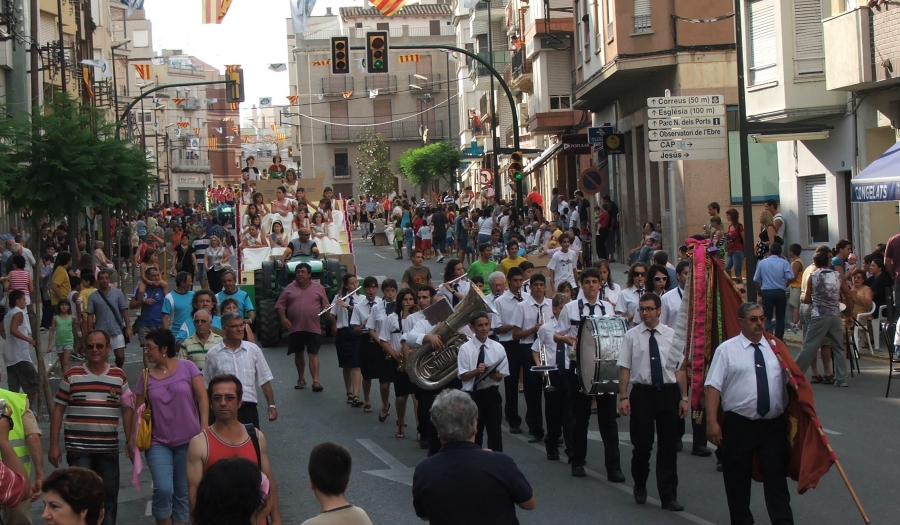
left=377, top=23, right=389, bottom=30
left=133, top=29, right=149, bottom=48
left=550, top=96, right=571, bottom=110
left=594, top=0, right=603, bottom=49
left=748, top=0, right=777, bottom=85
left=334, top=149, right=350, bottom=177
left=726, top=110, right=779, bottom=203
left=607, top=0, right=615, bottom=37
left=430, top=20, right=441, bottom=36
left=634, top=0, right=651, bottom=33
left=138, top=111, right=153, bottom=124
left=806, top=175, right=829, bottom=244
left=794, top=0, right=824, bottom=75
left=355, top=22, right=363, bottom=28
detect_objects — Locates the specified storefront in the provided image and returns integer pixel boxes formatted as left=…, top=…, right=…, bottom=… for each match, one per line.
left=176, top=174, right=211, bottom=206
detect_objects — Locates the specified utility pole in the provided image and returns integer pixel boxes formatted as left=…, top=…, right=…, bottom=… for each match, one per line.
left=55, top=0, right=65, bottom=94
left=486, top=0, right=500, bottom=198
left=30, top=0, right=40, bottom=110
left=733, top=0, right=757, bottom=301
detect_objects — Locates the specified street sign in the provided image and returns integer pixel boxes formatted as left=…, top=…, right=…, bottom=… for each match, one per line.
left=479, top=168, right=493, bottom=186
left=647, top=106, right=725, bottom=118
left=648, top=117, right=726, bottom=129
left=561, top=134, right=591, bottom=155
left=648, top=138, right=727, bottom=151
left=649, top=128, right=725, bottom=140
left=579, top=167, right=607, bottom=196
left=647, top=94, right=724, bottom=107
left=587, top=127, right=604, bottom=144
left=649, top=150, right=727, bottom=161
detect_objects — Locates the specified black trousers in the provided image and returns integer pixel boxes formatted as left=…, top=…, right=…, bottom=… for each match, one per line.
left=543, top=370, right=574, bottom=455
left=470, top=385, right=503, bottom=452
left=596, top=229, right=609, bottom=261
left=679, top=414, right=710, bottom=450
left=721, top=412, right=793, bottom=525
left=416, top=378, right=462, bottom=456
left=630, top=384, right=680, bottom=503
left=501, top=340, right=522, bottom=427
left=519, top=343, right=544, bottom=437
left=568, top=366, right=621, bottom=473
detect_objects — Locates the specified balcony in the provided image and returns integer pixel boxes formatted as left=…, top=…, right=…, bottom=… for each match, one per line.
left=527, top=110, right=580, bottom=135
left=365, top=74, right=398, bottom=93
left=325, top=121, right=445, bottom=142
left=333, top=165, right=352, bottom=178
left=510, top=48, right=533, bottom=92
left=470, top=1, right=505, bottom=25
left=468, top=51, right=510, bottom=90
left=824, top=7, right=878, bottom=91
left=321, top=77, right=354, bottom=96
left=172, top=156, right=210, bottom=172
left=407, top=73, right=443, bottom=92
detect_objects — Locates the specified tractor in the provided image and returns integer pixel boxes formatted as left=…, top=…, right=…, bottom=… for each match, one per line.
left=253, top=255, right=345, bottom=347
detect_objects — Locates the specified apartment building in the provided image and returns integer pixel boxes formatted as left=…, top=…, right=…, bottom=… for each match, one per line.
left=242, top=104, right=294, bottom=172
left=286, top=2, right=459, bottom=199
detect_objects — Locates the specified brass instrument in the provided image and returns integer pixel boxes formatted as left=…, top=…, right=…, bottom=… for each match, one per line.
left=406, top=286, right=494, bottom=390
left=530, top=306, right=556, bottom=392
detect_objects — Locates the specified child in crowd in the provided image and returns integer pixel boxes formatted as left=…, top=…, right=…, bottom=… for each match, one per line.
left=393, top=221, right=404, bottom=260
left=46, top=298, right=77, bottom=376
left=404, top=223, right=414, bottom=260
left=301, top=443, right=372, bottom=525
left=418, top=223, right=433, bottom=259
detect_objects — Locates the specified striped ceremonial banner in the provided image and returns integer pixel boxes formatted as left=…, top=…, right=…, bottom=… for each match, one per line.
left=371, top=0, right=409, bottom=16
left=201, top=0, right=220, bottom=23
left=208, top=137, right=218, bottom=149
left=133, top=64, right=151, bottom=80
left=287, top=95, right=299, bottom=105
left=398, top=54, right=420, bottom=63
left=173, top=98, right=187, bottom=105
left=176, top=122, right=190, bottom=128
left=311, top=60, right=331, bottom=66
left=342, top=91, right=352, bottom=99
left=193, top=127, right=201, bottom=136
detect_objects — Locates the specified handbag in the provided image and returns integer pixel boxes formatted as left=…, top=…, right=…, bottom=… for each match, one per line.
left=136, top=368, right=153, bottom=451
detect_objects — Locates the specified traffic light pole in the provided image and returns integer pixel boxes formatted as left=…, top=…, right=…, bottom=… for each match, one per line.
left=115, top=80, right=234, bottom=137
left=350, top=43, right=523, bottom=212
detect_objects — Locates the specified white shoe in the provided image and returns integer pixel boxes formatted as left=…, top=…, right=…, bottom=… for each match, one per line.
left=436, top=255, right=445, bottom=263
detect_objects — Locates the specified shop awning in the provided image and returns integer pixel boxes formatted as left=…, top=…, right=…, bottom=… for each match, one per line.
left=523, top=142, right=561, bottom=175
left=851, top=141, right=900, bottom=202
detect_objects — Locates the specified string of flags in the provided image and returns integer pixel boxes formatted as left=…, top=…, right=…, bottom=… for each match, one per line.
left=398, top=54, right=420, bottom=63
left=311, top=60, right=331, bottom=66
left=268, top=64, right=287, bottom=72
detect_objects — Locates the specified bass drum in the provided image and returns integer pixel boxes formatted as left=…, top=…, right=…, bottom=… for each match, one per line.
left=575, top=316, right=628, bottom=395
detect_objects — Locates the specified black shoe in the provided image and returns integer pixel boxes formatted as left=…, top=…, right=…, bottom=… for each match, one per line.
left=572, top=466, right=586, bottom=477
left=509, top=425, right=523, bottom=435
left=716, top=461, right=724, bottom=472
left=418, top=439, right=430, bottom=449
left=662, top=499, right=684, bottom=511
left=607, top=470, right=626, bottom=483
left=558, top=437, right=564, bottom=445
left=547, top=450, right=560, bottom=461
left=527, top=434, right=544, bottom=444
left=633, top=487, right=648, bottom=505
left=565, top=450, right=573, bottom=464
left=675, top=441, right=684, bottom=452
left=691, top=447, right=712, bottom=457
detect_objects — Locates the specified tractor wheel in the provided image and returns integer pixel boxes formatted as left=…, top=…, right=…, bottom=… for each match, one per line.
left=257, top=299, right=282, bottom=348
left=256, top=261, right=276, bottom=301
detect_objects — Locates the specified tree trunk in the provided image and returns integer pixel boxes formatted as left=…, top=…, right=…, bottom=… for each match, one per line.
left=29, top=219, right=54, bottom=418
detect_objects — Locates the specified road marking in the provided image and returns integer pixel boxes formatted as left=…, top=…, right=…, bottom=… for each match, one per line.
left=144, top=501, right=152, bottom=517
left=357, top=438, right=415, bottom=486
left=823, top=428, right=841, bottom=435
left=375, top=253, right=386, bottom=259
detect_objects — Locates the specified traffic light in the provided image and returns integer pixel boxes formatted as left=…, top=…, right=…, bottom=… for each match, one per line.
left=225, top=67, right=245, bottom=103
left=508, top=151, right=524, bottom=181
left=366, top=31, right=389, bottom=73
left=331, top=36, right=349, bottom=74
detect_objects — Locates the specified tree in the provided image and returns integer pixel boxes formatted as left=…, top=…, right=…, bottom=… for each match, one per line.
left=396, top=141, right=461, bottom=191
left=355, top=130, right=396, bottom=198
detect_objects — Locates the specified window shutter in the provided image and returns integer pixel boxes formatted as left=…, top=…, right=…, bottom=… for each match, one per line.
left=40, top=13, right=57, bottom=44
left=806, top=175, right=828, bottom=215
left=634, top=0, right=651, bottom=31
left=748, top=0, right=777, bottom=85
left=794, top=0, right=824, bottom=75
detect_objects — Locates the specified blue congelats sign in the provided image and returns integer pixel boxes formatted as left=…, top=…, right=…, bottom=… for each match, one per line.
left=852, top=181, right=900, bottom=203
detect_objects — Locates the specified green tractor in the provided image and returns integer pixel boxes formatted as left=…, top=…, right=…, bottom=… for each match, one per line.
left=253, top=256, right=345, bottom=347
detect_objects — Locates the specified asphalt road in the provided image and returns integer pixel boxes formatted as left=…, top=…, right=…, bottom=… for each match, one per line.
left=18, top=231, right=899, bottom=524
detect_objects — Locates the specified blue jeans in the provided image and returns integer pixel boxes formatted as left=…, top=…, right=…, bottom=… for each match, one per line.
left=725, top=251, right=745, bottom=279
left=477, top=234, right=492, bottom=247
left=761, top=288, right=788, bottom=340
left=637, top=246, right=655, bottom=264
left=195, top=262, right=207, bottom=282
left=67, top=451, right=119, bottom=525
left=146, top=443, right=190, bottom=522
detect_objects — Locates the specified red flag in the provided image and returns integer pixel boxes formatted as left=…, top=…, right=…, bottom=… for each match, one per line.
left=766, top=333, right=835, bottom=493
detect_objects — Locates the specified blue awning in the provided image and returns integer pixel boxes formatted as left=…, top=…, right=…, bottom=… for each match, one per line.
left=851, top=141, right=900, bottom=202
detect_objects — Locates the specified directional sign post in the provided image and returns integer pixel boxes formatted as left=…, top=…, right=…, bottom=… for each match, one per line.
left=649, top=150, right=727, bottom=162
left=648, top=138, right=727, bottom=151
left=647, top=94, right=727, bottom=163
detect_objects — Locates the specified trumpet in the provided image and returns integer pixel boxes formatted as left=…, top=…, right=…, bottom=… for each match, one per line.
left=530, top=307, right=555, bottom=392
left=319, top=286, right=362, bottom=316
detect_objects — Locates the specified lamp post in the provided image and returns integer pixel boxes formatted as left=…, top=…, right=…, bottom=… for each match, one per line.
left=110, top=39, right=130, bottom=138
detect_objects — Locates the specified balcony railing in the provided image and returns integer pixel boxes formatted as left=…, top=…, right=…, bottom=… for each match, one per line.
left=408, top=73, right=443, bottom=92
left=172, top=157, right=210, bottom=171
left=325, top=121, right=445, bottom=142
left=321, top=76, right=354, bottom=96
left=333, top=165, right=352, bottom=177
left=634, top=14, right=652, bottom=33
left=365, top=74, right=398, bottom=93
left=511, top=48, right=532, bottom=79
left=468, top=51, right=511, bottom=82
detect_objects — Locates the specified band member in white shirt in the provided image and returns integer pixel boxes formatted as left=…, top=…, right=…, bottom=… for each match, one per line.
left=616, top=263, right=649, bottom=326
left=331, top=274, right=365, bottom=407
left=378, top=287, right=416, bottom=440
left=351, top=277, right=385, bottom=415
left=437, top=259, right=470, bottom=307
left=490, top=268, right=525, bottom=433
left=535, top=293, right=575, bottom=461
left=458, top=311, right=509, bottom=451
left=555, top=268, right=624, bottom=481
left=511, top=273, right=552, bottom=443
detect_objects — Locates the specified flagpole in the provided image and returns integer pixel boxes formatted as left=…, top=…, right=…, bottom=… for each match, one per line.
left=770, top=344, right=871, bottom=524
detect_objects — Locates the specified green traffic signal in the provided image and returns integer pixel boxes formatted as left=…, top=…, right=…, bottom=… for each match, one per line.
left=374, top=60, right=383, bottom=68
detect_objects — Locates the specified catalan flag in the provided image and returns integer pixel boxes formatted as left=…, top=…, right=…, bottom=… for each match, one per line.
left=311, top=60, right=330, bottom=66
left=133, top=64, right=151, bottom=80
left=208, top=137, right=218, bottom=149
left=276, top=133, right=286, bottom=142
left=229, top=102, right=239, bottom=111
left=82, top=66, right=94, bottom=98
left=398, top=54, right=420, bottom=63
left=371, top=0, right=408, bottom=17
left=177, top=122, right=190, bottom=128
left=202, top=0, right=232, bottom=24
left=342, top=91, right=352, bottom=99
left=287, top=95, right=299, bottom=105
left=193, top=127, right=201, bottom=136
left=271, top=124, right=278, bottom=132
left=173, top=98, right=187, bottom=105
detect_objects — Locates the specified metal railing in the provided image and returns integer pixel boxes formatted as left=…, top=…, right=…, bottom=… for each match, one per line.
left=512, top=48, right=532, bottom=79
left=333, top=165, right=352, bottom=177
left=407, top=73, right=443, bottom=91
left=172, top=157, right=210, bottom=169
left=365, top=74, right=398, bottom=93
left=321, top=76, right=354, bottom=96
left=325, top=121, right=445, bottom=142
left=634, top=14, right=652, bottom=33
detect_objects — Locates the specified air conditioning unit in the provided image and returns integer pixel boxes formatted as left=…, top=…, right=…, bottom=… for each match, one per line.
left=517, top=102, right=529, bottom=122
left=184, top=98, right=202, bottom=110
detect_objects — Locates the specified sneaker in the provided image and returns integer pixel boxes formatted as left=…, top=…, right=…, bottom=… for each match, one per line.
left=833, top=380, right=848, bottom=388
left=787, top=322, right=799, bottom=334
left=436, top=255, right=445, bottom=263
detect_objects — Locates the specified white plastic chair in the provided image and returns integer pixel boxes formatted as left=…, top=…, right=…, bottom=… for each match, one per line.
left=872, top=305, right=887, bottom=352
left=854, top=302, right=877, bottom=356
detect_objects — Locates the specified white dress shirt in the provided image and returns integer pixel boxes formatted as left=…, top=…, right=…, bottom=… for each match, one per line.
left=659, top=287, right=684, bottom=328
left=493, top=290, right=525, bottom=342
left=378, top=312, right=404, bottom=353
left=457, top=337, right=509, bottom=391
left=202, top=341, right=275, bottom=404
left=705, top=334, right=787, bottom=420
left=350, top=296, right=382, bottom=331
left=556, top=297, right=616, bottom=337
left=436, top=279, right=470, bottom=306
left=366, top=299, right=393, bottom=341
left=511, top=295, right=553, bottom=344
left=615, top=286, right=645, bottom=325
left=335, top=293, right=365, bottom=329
left=617, top=322, right=682, bottom=386
left=548, top=249, right=579, bottom=288
left=533, top=318, right=569, bottom=370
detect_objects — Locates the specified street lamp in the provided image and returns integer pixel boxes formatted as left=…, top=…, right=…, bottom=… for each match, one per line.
left=110, top=39, right=131, bottom=138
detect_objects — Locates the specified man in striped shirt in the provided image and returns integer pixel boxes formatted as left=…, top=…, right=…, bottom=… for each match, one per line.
left=48, top=329, right=134, bottom=525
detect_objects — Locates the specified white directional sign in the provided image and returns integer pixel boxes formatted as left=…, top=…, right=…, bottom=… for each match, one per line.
left=648, top=94, right=724, bottom=107
left=647, top=106, right=726, bottom=118
left=648, top=117, right=726, bottom=129
left=649, top=128, right=726, bottom=140
left=649, top=138, right=727, bottom=151
left=649, top=150, right=727, bottom=161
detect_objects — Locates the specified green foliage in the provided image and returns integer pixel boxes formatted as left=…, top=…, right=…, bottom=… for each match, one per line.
left=355, top=130, right=396, bottom=198
left=396, top=141, right=461, bottom=189
left=0, top=94, right=154, bottom=221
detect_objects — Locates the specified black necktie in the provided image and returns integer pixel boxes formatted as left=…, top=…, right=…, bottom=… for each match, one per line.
left=477, top=344, right=486, bottom=367
left=536, top=304, right=544, bottom=323
left=452, top=283, right=460, bottom=306
left=556, top=342, right=566, bottom=373
left=587, top=303, right=596, bottom=316
left=649, top=329, right=664, bottom=389
left=678, top=288, right=683, bottom=299
left=348, top=295, right=355, bottom=309
left=637, top=288, right=645, bottom=296
left=368, top=301, right=375, bottom=310
left=752, top=343, right=770, bottom=417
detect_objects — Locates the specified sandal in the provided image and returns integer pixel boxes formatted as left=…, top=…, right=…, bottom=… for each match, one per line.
left=823, top=375, right=836, bottom=385
left=364, top=404, right=373, bottom=413
left=810, top=375, right=823, bottom=384
left=378, top=403, right=391, bottom=423
left=351, top=396, right=363, bottom=408
left=312, top=382, right=324, bottom=392
left=395, top=421, right=407, bottom=439
left=295, top=380, right=307, bottom=389
left=347, top=393, right=353, bottom=404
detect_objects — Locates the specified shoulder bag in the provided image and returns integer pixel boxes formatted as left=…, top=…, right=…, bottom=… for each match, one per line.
left=97, top=288, right=130, bottom=344
left=137, top=368, right=153, bottom=451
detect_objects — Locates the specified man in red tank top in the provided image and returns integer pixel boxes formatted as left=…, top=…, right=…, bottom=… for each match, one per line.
left=187, top=374, right=283, bottom=524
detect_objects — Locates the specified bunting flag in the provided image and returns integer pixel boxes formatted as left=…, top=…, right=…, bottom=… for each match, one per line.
left=133, top=64, right=151, bottom=80
left=287, top=95, right=300, bottom=105
left=311, top=60, right=330, bottom=66
left=223, top=117, right=233, bottom=122
left=218, top=0, right=234, bottom=22
left=225, top=64, right=241, bottom=74
left=259, top=97, right=272, bottom=107
left=82, top=66, right=94, bottom=98
left=82, top=59, right=112, bottom=79
left=176, top=122, right=190, bottom=129
left=202, top=0, right=232, bottom=23
left=276, top=132, right=286, bottom=142
left=316, top=94, right=324, bottom=100
left=127, top=0, right=145, bottom=17
left=290, top=0, right=318, bottom=34
left=226, top=136, right=234, bottom=143
left=398, top=54, right=420, bottom=63
left=229, top=102, right=239, bottom=111
left=356, top=58, right=366, bottom=72
left=231, top=126, right=239, bottom=133
left=214, top=127, right=223, bottom=134
left=193, top=127, right=202, bottom=136
left=342, top=91, right=352, bottom=99
left=269, top=63, right=288, bottom=72
left=242, top=136, right=252, bottom=143
left=208, top=137, right=218, bottom=149
left=173, top=98, right=188, bottom=105
left=443, top=50, right=460, bottom=62
left=371, top=0, right=408, bottom=17
left=271, top=124, right=278, bottom=132
left=369, top=89, right=378, bottom=99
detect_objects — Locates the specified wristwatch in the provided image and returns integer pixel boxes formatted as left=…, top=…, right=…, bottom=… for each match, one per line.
left=268, top=405, right=276, bottom=409
left=0, top=414, right=14, bottom=432
left=680, top=396, right=689, bottom=402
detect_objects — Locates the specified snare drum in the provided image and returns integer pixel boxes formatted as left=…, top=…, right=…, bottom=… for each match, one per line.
left=575, top=316, right=628, bottom=395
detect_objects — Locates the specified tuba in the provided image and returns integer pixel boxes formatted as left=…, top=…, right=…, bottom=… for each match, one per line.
left=406, top=287, right=493, bottom=390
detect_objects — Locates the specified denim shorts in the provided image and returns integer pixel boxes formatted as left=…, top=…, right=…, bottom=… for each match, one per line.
left=195, top=262, right=207, bottom=282
left=55, top=344, right=74, bottom=355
